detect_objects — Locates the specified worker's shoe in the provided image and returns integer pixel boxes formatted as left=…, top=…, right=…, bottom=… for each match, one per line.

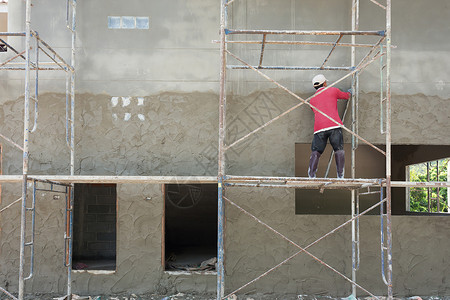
left=335, top=150, right=345, bottom=179
left=308, top=151, right=321, bottom=178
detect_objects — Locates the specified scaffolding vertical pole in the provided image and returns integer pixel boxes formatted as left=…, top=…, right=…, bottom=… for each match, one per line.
left=18, top=0, right=32, bottom=299
left=350, top=0, right=359, bottom=297
left=447, top=160, right=450, bottom=211
left=385, top=0, right=394, bottom=299
left=65, top=185, right=74, bottom=300
left=70, top=0, right=76, bottom=177
left=217, top=0, right=228, bottom=299
left=67, top=1, right=76, bottom=299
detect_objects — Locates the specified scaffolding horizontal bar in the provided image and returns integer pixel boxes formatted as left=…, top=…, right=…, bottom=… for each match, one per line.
left=225, top=175, right=383, bottom=190
left=0, top=175, right=218, bottom=184
left=225, top=176, right=450, bottom=189
left=389, top=181, right=450, bottom=188
left=219, top=40, right=376, bottom=48
left=0, top=32, right=26, bottom=37
left=225, top=175, right=382, bottom=183
left=225, top=29, right=385, bottom=36
left=0, top=67, right=65, bottom=71
left=1, top=175, right=446, bottom=189
left=227, top=65, right=353, bottom=71
left=226, top=182, right=377, bottom=190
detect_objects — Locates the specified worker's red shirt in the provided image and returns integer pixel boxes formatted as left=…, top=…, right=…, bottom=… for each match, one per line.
left=310, top=87, right=350, bottom=133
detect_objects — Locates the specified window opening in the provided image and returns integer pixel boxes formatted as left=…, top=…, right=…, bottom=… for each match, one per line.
left=406, top=158, right=449, bottom=213
left=73, top=183, right=117, bottom=271
left=164, top=184, right=217, bottom=272
left=108, top=16, right=149, bottom=30
left=121, top=16, right=135, bottom=29
left=0, top=0, right=7, bottom=52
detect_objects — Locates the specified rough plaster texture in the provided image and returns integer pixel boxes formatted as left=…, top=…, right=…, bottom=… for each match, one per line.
left=1, top=0, right=450, bottom=298
left=1, top=91, right=448, bottom=177
left=0, top=90, right=449, bottom=297
left=0, top=183, right=216, bottom=295
left=225, top=188, right=450, bottom=297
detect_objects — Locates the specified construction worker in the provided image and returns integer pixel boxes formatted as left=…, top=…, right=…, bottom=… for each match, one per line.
left=308, top=74, right=350, bottom=179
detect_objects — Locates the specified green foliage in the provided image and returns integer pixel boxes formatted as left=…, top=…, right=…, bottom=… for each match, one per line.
left=409, top=158, right=448, bottom=213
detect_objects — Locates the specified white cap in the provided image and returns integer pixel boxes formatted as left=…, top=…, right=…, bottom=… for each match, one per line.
left=312, top=74, right=327, bottom=87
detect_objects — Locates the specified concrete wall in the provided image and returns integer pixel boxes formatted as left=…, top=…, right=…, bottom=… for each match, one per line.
left=0, top=0, right=450, bottom=298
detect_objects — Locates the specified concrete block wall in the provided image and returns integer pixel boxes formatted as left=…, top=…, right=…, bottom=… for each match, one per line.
left=73, top=184, right=117, bottom=260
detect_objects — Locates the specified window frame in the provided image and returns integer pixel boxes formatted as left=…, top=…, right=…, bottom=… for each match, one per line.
left=405, top=158, right=449, bottom=214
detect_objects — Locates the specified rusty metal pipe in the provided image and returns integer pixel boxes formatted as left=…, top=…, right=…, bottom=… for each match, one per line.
left=226, top=29, right=384, bottom=36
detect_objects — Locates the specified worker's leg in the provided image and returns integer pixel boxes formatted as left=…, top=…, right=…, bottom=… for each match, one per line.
left=329, top=128, right=345, bottom=178
left=334, top=150, right=345, bottom=179
left=308, top=151, right=321, bottom=178
left=309, top=132, right=327, bottom=178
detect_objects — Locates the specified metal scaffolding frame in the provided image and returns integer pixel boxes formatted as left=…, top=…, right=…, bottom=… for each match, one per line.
left=0, top=0, right=448, bottom=299
left=217, top=0, right=395, bottom=299
left=0, top=0, right=77, bottom=299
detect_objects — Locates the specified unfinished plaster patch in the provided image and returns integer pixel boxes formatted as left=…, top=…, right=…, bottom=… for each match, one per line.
left=110, top=96, right=147, bottom=122
left=122, top=97, right=131, bottom=107
left=111, top=97, right=119, bottom=107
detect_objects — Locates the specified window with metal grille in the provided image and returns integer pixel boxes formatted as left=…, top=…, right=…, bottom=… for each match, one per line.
left=406, top=158, right=449, bottom=213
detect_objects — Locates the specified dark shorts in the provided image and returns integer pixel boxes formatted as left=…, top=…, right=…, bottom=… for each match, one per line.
left=311, top=128, right=344, bottom=154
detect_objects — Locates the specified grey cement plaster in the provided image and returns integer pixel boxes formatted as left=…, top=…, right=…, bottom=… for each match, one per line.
left=1, top=0, right=450, bottom=298
left=1, top=90, right=448, bottom=177
left=225, top=188, right=450, bottom=297
left=3, top=182, right=450, bottom=297
left=3, top=0, right=450, bottom=98
left=0, top=90, right=449, bottom=297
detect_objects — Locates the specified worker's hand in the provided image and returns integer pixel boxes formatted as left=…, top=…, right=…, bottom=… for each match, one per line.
left=347, top=88, right=353, bottom=95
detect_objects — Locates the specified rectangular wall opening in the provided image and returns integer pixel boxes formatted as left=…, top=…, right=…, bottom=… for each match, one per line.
left=164, top=184, right=217, bottom=272
left=405, top=158, right=449, bottom=213
left=295, top=143, right=385, bottom=215
left=73, top=183, right=117, bottom=271
left=0, top=3, right=7, bottom=52
left=295, top=144, right=450, bottom=215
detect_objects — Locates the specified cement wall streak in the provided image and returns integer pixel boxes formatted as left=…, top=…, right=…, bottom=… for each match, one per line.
left=2, top=0, right=450, bottom=97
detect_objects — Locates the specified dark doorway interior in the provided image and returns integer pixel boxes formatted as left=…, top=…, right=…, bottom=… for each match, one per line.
left=73, top=183, right=117, bottom=271
left=165, top=184, right=217, bottom=272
